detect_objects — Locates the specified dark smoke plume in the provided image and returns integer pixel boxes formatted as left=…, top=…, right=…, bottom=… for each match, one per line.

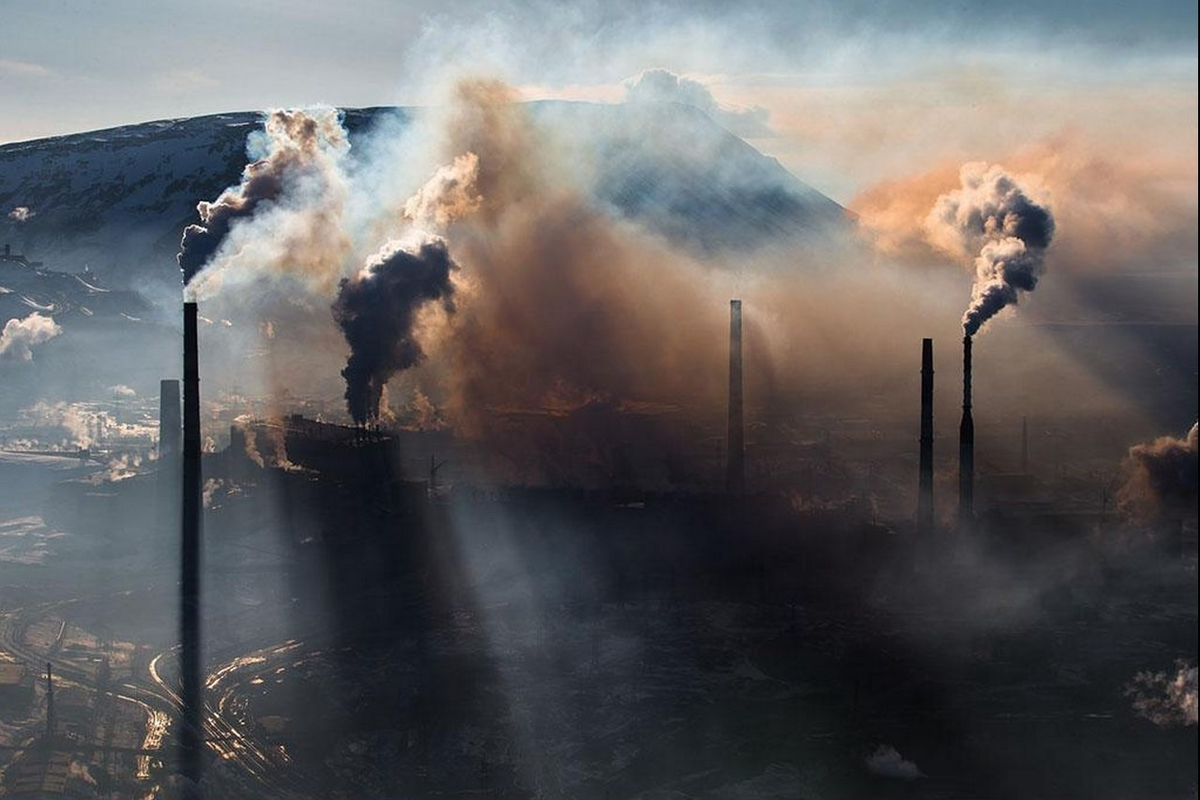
left=925, top=163, right=1055, bottom=334
left=332, top=238, right=457, bottom=424
left=177, top=108, right=348, bottom=286
left=1118, top=423, right=1199, bottom=522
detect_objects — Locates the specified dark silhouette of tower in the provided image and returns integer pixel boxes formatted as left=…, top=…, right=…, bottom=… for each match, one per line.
left=45, top=663, right=55, bottom=742
left=159, top=380, right=181, bottom=461
left=726, top=299, right=744, bottom=495
left=958, top=334, right=974, bottom=524
left=1021, top=415, right=1029, bottom=474
left=180, top=302, right=203, bottom=795
left=918, top=338, right=935, bottom=534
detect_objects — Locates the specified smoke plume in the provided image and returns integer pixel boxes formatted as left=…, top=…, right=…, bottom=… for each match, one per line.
left=177, top=108, right=350, bottom=291
left=7, top=206, right=34, bottom=222
left=418, top=81, right=726, bottom=443
left=624, top=68, right=771, bottom=137
left=332, top=238, right=457, bottom=424
left=1118, top=423, right=1199, bottom=521
left=1126, top=661, right=1198, bottom=727
left=0, top=312, right=61, bottom=362
left=925, top=163, right=1055, bottom=334
left=402, top=152, right=483, bottom=229
left=865, top=744, right=924, bottom=780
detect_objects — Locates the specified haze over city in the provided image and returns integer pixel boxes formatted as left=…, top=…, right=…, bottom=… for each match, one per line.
left=0, top=1, right=1195, bottom=798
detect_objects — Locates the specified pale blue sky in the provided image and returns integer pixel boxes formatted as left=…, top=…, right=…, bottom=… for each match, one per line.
left=1, top=0, right=1195, bottom=143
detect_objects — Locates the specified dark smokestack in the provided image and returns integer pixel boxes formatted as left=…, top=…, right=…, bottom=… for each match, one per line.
left=727, top=299, right=744, bottom=495
left=918, top=338, right=934, bottom=534
left=1021, top=415, right=1029, bottom=475
left=958, top=334, right=974, bottom=523
left=159, top=380, right=181, bottom=461
left=180, top=302, right=203, bottom=794
left=45, top=662, right=54, bottom=742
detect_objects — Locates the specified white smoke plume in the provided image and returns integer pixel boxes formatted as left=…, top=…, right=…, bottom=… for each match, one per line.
left=179, top=108, right=351, bottom=296
left=0, top=312, right=62, bottom=363
left=925, top=162, right=1055, bottom=335
left=402, top=152, right=483, bottom=230
left=865, top=744, right=924, bottom=780
left=624, top=68, right=771, bottom=137
left=7, top=206, right=34, bottom=222
left=109, top=384, right=137, bottom=398
left=1126, top=661, right=1198, bottom=727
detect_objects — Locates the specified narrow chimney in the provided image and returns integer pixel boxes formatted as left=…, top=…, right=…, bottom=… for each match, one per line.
left=159, top=379, right=181, bottom=461
left=958, top=334, right=974, bottom=523
left=45, top=662, right=55, bottom=742
left=1021, top=415, right=1029, bottom=475
left=180, top=301, right=204, bottom=792
left=726, top=299, right=745, bottom=495
left=918, top=338, right=934, bottom=534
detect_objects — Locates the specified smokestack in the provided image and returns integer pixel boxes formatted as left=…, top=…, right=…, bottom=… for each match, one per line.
left=918, top=338, right=934, bottom=534
left=180, top=302, right=203, bottom=794
left=160, top=380, right=181, bottom=461
left=727, top=299, right=744, bottom=495
left=1021, top=415, right=1029, bottom=475
left=958, top=335, right=974, bottom=524
left=45, top=662, right=54, bottom=742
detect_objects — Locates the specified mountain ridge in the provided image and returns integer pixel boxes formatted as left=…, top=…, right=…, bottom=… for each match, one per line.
left=0, top=101, right=848, bottom=295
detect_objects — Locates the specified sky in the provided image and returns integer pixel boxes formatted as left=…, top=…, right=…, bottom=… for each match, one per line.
left=1, top=0, right=1196, bottom=203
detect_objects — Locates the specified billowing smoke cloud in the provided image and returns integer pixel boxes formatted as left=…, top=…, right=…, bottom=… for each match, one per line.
left=416, top=80, right=727, bottom=444
left=7, top=206, right=34, bottom=222
left=865, top=744, right=924, bottom=780
left=402, top=152, right=483, bottom=229
left=0, top=312, right=61, bottom=362
left=624, top=69, right=771, bottom=137
left=1118, top=423, right=1199, bottom=521
left=177, top=108, right=350, bottom=291
left=1126, top=661, right=1198, bottom=727
left=925, top=163, right=1055, bottom=334
left=332, top=238, right=457, bottom=424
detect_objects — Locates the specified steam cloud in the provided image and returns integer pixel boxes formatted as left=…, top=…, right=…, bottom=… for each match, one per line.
left=624, top=68, right=771, bottom=137
left=1126, top=661, right=1198, bottom=727
left=0, top=312, right=62, bottom=362
left=177, top=108, right=349, bottom=290
left=925, top=163, right=1055, bottom=334
left=865, top=744, right=924, bottom=780
left=1118, top=423, right=1199, bottom=521
left=332, top=238, right=457, bottom=424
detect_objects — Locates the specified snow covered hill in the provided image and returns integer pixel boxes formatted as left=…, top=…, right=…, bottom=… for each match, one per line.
left=0, top=102, right=847, bottom=297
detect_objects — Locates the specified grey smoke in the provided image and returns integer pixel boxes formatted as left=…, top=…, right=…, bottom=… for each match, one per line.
left=0, top=312, right=61, bottom=362
left=925, top=163, right=1055, bottom=335
left=865, top=744, right=924, bottom=780
left=332, top=238, right=457, bottom=424
left=1119, top=423, right=1199, bottom=521
left=1126, top=660, right=1198, bottom=727
left=624, top=68, right=772, bottom=137
left=177, top=108, right=348, bottom=286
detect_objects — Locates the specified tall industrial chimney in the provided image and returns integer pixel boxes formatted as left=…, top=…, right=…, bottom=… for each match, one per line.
left=160, top=379, right=181, bottom=461
left=726, top=299, right=745, bottom=495
left=1021, top=415, right=1029, bottom=475
left=180, top=302, right=203, bottom=793
left=918, top=338, right=934, bottom=534
left=958, top=334, right=974, bottom=523
left=45, top=662, right=55, bottom=742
